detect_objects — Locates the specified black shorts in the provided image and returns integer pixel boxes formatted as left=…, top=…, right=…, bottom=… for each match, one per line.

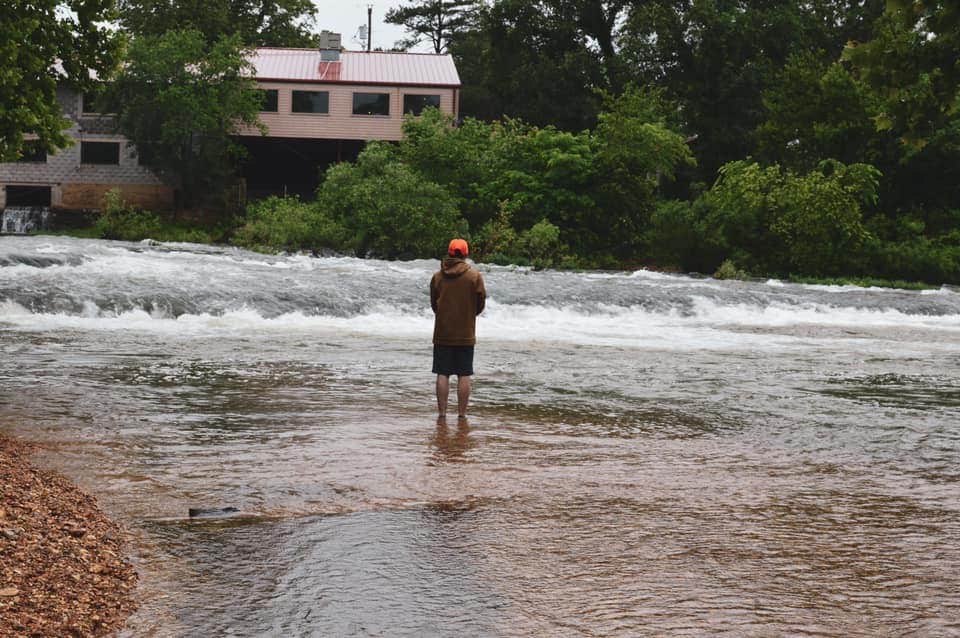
left=432, top=345, right=475, bottom=376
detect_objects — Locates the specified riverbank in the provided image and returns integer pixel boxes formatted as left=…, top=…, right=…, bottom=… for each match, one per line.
left=0, top=434, right=138, bottom=637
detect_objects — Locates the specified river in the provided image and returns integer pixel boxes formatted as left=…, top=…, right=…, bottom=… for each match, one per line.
left=1, top=235, right=959, bottom=636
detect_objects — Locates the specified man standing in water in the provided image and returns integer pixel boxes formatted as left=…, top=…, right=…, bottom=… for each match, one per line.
left=431, top=238, right=486, bottom=419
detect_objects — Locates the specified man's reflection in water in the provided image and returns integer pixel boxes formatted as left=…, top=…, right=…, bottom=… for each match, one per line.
left=432, top=416, right=473, bottom=463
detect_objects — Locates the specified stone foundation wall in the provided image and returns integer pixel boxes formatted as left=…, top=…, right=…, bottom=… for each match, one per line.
left=59, top=184, right=175, bottom=211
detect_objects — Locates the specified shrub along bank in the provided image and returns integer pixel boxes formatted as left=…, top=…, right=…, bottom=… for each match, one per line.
left=74, top=95, right=958, bottom=286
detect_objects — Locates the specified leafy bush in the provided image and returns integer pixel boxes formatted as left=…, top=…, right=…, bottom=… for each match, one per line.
left=702, top=160, right=878, bottom=276
left=473, top=207, right=570, bottom=268
left=94, top=188, right=163, bottom=241
left=713, top=259, right=749, bottom=280
left=232, top=195, right=345, bottom=252
left=862, top=237, right=960, bottom=284
left=315, top=143, right=464, bottom=258
left=643, top=199, right=723, bottom=272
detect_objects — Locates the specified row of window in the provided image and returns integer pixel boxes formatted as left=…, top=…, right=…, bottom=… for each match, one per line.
left=259, top=89, right=441, bottom=117
left=15, top=141, right=121, bottom=165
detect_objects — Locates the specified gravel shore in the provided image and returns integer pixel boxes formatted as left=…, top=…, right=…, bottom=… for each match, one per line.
left=0, top=434, right=138, bottom=637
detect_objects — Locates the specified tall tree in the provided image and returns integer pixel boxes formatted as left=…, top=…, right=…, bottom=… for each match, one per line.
left=452, top=0, right=607, bottom=130
left=843, top=0, right=959, bottom=153
left=117, top=0, right=319, bottom=47
left=619, top=0, right=885, bottom=184
left=385, top=0, right=479, bottom=53
left=565, top=0, right=630, bottom=91
left=842, top=0, right=960, bottom=217
left=0, top=0, right=121, bottom=161
left=111, top=29, right=264, bottom=210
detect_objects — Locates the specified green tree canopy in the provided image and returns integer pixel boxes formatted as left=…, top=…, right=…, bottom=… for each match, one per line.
left=385, top=0, right=480, bottom=53
left=703, top=159, right=879, bottom=275
left=117, top=0, right=319, bottom=46
left=844, top=0, right=960, bottom=153
left=111, top=29, right=264, bottom=210
left=452, top=0, right=608, bottom=130
left=756, top=52, right=884, bottom=172
left=0, top=0, right=121, bottom=161
left=619, top=0, right=885, bottom=184
left=316, top=142, right=464, bottom=258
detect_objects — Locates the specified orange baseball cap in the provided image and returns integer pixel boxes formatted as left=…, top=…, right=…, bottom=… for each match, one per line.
left=448, top=238, right=469, bottom=256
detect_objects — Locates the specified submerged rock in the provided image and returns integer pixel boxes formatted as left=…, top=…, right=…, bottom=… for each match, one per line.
left=187, top=507, right=241, bottom=519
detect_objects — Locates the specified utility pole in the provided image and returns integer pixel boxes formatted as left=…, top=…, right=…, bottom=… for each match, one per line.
left=367, top=5, right=373, bottom=52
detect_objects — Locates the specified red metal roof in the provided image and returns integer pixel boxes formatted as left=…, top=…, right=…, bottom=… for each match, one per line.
left=250, top=49, right=461, bottom=87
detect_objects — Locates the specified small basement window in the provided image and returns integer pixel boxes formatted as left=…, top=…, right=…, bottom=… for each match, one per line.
left=81, top=141, right=120, bottom=165
left=259, top=89, right=279, bottom=112
left=292, top=90, right=329, bottom=114
left=353, top=92, right=390, bottom=116
left=5, top=185, right=52, bottom=207
left=403, top=94, right=441, bottom=116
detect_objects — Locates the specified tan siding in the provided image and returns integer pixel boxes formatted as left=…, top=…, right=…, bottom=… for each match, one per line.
left=239, top=82, right=455, bottom=141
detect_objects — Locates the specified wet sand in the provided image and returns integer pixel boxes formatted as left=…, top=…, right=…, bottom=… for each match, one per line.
left=0, top=434, right=137, bottom=637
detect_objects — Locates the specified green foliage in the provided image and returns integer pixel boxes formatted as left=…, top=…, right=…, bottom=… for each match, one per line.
left=93, top=188, right=163, bottom=241
left=315, top=143, right=464, bottom=258
left=93, top=188, right=223, bottom=243
left=474, top=207, right=570, bottom=268
left=860, top=236, right=960, bottom=285
left=843, top=0, right=960, bottom=154
left=619, top=0, right=885, bottom=183
left=117, top=0, right=319, bottom=46
left=642, top=199, right=721, bottom=273
left=232, top=195, right=345, bottom=252
left=386, top=0, right=479, bottom=53
left=785, top=275, right=936, bottom=291
left=111, top=29, right=263, bottom=210
left=593, top=86, right=695, bottom=254
left=0, top=0, right=121, bottom=160
left=757, top=53, right=883, bottom=170
left=713, top=260, right=749, bottom=281
left=479, top=121, right=599, bottom=243
left=840, top=0, right=960, bottom=214
left=452, top=0, right=609, bottom=131
left=397, top=89, right=691, bottom=260
left=703, top=160, right=879, bottom=276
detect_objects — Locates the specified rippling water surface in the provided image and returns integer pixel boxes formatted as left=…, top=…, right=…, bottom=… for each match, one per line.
left=2, top=236, right=960, bottom=636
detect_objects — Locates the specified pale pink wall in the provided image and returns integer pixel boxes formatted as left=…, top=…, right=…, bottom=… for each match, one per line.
left=238, top=82, right=457, bottom=141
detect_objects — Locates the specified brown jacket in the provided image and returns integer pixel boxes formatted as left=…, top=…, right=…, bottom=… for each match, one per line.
left=430, top=257, right=486, bottom=346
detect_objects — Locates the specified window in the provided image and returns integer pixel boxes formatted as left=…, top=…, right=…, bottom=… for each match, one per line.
left=403, top=94, right=441, bottom=116
left=82, top=84, right=113, bottom=115
left=352, top=92, right=390, bottom=116
left=259, top=89, right=279, bottom=112
left=16, top=141, right=46, bottom=163
left=292, top=90, right=329, bottom=114
left=81, top=141, right=120, bottom=165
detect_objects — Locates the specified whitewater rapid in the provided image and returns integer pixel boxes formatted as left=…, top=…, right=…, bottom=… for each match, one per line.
left=2, top=236, right=958, bottom=350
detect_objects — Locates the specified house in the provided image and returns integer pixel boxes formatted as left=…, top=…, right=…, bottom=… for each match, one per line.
left=240, top=43, right=461, bottom=198
left=0, top=34, right=461, bottom=212
left=0, top=85, right=172, bottom=213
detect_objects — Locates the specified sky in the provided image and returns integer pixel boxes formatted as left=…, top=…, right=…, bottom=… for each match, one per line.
left=312, top=1, right=431, bottom=52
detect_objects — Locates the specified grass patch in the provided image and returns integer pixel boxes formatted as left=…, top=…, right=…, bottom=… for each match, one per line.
left=784, top=275, right=937, bottom=290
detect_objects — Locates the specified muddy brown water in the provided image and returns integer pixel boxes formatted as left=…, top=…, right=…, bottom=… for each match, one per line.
left=1, top=236, right=959, bottom=636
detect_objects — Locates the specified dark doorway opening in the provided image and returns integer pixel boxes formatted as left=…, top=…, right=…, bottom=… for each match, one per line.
left=238, top=137, right=365, bottom=201
left=5, top=185, right=52, bottom=207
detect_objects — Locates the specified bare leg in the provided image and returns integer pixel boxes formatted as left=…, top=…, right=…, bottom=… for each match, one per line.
left=436, top=375, right=449, bottom=416
left=457, top=375, right=471, bottom=418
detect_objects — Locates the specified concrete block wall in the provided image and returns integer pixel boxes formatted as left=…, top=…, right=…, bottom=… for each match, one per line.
left=0, top=87, right=170, bottom=211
